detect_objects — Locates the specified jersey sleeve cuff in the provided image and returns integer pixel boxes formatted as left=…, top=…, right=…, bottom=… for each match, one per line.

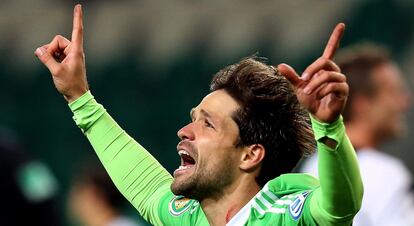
left=310, top=115, right=345, bottom=148
left=68, top=91, right=94, bottom=111
left=68, top=91, right=106, bottom=132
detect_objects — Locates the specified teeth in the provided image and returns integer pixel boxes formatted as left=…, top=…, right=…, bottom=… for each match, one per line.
left=178, top=150, right=190, bottom=156
left=178, top=165, right=192, bottom=170
left=176, top=150, right=195, bottom=172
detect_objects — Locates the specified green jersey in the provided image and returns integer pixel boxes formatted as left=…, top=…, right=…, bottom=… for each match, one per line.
left=69, top=91, right=363, bottom=226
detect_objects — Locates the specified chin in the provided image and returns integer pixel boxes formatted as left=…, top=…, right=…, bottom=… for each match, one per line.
left=171, top=178, right=194, bottom=197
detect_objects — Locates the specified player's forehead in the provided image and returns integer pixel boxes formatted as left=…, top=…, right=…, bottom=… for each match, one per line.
left=192, top=90, right=240, bottom=120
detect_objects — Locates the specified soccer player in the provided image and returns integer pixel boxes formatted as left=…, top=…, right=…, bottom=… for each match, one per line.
left=35, top=5, right=363, bottom=226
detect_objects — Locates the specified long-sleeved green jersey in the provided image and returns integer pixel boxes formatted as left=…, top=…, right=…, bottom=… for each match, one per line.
left=69, top=91, right=363, bottom=226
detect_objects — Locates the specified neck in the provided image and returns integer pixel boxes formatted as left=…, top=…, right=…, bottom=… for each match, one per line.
left=346, top=120, right=379, bottom=150
left=200, top=177, right=260, bottom=226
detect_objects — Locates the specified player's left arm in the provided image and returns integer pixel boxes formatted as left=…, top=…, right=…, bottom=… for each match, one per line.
left=278, top=23, right=363, bottom=225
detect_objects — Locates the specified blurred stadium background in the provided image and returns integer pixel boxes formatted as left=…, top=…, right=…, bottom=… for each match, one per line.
left=0, top=0, right=413, bottom=225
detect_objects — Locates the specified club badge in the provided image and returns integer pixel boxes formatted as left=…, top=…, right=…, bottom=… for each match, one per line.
left=169, top=196, right=193, bottom=216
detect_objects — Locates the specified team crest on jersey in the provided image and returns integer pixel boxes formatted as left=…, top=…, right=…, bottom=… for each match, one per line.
left=169, top=196, right=192, bottom=216
left=289, top=191, right=310, bottom=220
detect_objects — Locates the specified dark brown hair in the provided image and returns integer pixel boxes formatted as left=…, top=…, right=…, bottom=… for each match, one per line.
left=336, top=43, right=391, bottom=121
left=210, top=57, right=315, bottom=187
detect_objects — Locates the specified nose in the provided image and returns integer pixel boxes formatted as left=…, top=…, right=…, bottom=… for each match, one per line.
left=177, top=122, right=195, bottom=141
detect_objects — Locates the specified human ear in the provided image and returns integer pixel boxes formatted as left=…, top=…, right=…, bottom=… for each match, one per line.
left=239, top=144, right=265, bottom=172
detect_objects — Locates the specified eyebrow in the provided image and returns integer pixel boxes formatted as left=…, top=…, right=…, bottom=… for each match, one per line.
left=190, top=108, right=213, bottom=121
left=200, top=109, right=212, bottom=119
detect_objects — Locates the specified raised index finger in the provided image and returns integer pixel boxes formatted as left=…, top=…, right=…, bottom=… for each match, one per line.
left=71, top=4, right=83, bottom=50
left=322, top=23, right=345, bottom=60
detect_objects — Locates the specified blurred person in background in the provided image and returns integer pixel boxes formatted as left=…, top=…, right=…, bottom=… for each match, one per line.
left=0, top=128, right=61, bottom=226
left=69, top=162, right=141, bottom=226
left=301, top=43, right=414, bottom=226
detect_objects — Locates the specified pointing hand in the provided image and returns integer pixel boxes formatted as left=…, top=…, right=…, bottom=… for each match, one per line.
left=278, top=23, right=348, bottom=123
left=35, top=4, right=88, bottom=103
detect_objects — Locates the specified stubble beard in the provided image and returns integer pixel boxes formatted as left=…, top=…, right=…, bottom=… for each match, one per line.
left=171, top=157, right=236, bottom=201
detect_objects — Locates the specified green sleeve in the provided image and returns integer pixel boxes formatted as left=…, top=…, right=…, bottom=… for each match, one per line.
left=309, top=115, right=363, bottom=226
left=69, top=91, right=175, bottom=226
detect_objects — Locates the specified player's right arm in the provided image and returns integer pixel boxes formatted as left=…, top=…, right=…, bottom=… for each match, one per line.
left=34, top=5, right=188, bottom=225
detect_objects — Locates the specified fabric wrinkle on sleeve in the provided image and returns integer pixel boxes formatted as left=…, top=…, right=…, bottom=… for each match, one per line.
left=69, top=91, right=174, bottom=226
left=309, top=115, right=363, bottom=226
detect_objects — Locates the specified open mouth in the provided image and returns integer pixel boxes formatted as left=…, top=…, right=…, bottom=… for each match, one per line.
left=176, top=150, right=196, bottom=172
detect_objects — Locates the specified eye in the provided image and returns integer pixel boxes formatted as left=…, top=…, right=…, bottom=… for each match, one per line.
left=204, top=119, right=214, bottom=129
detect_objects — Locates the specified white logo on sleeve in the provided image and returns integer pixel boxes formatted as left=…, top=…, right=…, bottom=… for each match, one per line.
left=289, top=191, right=310, bottom=220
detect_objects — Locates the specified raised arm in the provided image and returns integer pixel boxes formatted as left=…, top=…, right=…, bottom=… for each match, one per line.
left=34, top=5, right=174, bottom=225
left=278, top=23, right=363, bottom=225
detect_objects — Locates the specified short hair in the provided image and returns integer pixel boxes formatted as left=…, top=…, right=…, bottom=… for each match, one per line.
left=210, top=57, right=315, bottom=187
left=336, top=43, right=391, bottom=121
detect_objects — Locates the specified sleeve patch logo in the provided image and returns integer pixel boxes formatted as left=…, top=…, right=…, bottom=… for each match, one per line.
left=169, top=195, right=193, bottom=216
left=289, top=191, right=310, bottom=220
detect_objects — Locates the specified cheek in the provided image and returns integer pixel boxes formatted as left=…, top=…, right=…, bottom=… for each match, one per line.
left=196, top=133, right=225, bottom=154
left=197, top=140, right=235, bottom=167
left=195, top=125, right=240, bottom=166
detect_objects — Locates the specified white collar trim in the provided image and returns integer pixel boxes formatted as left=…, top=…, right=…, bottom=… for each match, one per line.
left=226, top=183, right=271, bottom=226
